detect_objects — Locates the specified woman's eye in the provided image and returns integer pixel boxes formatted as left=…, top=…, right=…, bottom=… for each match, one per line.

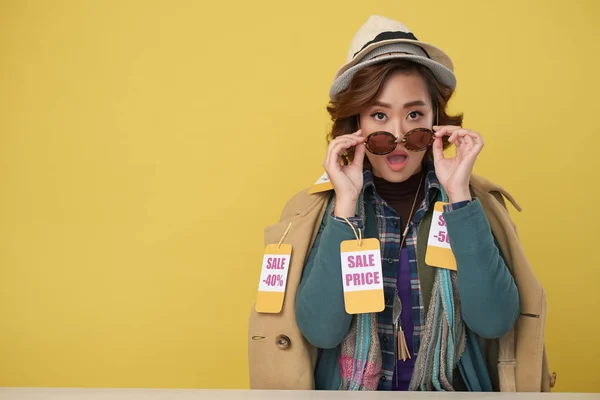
left=408, top=111, right=423, bottom=120
left=371, top=112, right=387, bottom=121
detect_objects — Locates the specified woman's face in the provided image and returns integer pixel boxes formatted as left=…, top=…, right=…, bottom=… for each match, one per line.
left=359, top=71, right=434, bottom=182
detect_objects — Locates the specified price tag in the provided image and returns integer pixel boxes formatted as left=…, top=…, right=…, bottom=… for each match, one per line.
left=340, top=238, right=385, bottom=314
left=255, top=244, right=292, bottom=313
left=425, top=202, right=457, bottom=270
left=308, top=172, right=334, bottom=194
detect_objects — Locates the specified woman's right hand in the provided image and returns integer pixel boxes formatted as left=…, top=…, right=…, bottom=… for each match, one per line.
left=323, top=130, right=366, bottom=218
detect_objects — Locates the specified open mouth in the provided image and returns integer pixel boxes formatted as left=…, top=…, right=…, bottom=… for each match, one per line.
left=385, top=152, right=408, bottom=171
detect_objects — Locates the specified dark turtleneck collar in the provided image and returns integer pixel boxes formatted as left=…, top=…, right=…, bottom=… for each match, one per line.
left=369, top=170, right=426, bottom=242
left=372, top=170, right=424, bottom=205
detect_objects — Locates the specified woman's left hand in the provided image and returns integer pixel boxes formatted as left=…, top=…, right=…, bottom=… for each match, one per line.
left=432, top=125, right=484, bottom=203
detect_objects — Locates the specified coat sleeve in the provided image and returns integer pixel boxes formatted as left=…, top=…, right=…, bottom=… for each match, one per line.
left=295, top=213, right=359, bottom=349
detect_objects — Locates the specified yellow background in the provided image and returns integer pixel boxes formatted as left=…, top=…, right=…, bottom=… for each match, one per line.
left=1, top=0, right=599, bottom=393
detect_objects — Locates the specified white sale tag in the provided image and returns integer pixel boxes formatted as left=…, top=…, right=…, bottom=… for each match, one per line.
left=425, top=202, right=457, bottom=270
left=314, top=172, right=331, bottom=185
left=340, top=248, right=383, bottom=292
left=308, top=172, right=334, bottom=194
left=255, top=244, right=292, bottom=314
left=258, top=250, right=291, bottom=293
left=340, top=238, right=385, bottom=313
left=427, top=207, right=452, bottom=249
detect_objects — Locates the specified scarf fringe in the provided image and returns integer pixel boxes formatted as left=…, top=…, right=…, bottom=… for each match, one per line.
left=338, top=267, right=466, bottom=391
left=409, top=268, right=466, bottom=391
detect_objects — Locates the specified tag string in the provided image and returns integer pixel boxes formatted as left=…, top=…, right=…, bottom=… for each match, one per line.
left=341, top=217, right=362, bottom=247
left=277, top=222, right=293, bottom=250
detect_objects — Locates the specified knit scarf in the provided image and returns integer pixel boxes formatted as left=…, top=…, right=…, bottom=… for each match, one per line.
left=338, top=191, right=467, bottom=391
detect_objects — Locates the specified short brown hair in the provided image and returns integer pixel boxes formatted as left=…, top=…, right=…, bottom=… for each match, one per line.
left=326, top=59, right=463, bottom=161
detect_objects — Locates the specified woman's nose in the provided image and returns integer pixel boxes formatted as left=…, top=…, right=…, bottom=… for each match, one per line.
left=391, top=121, right=404, bottom=139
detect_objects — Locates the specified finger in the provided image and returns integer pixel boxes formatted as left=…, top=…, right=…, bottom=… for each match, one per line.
left=464, top=130, right=482, bottom=140
left=324, top=139, right=349, bottom=168
left=458, top=130, right=481, bottom=147
left=432, top=136, right=445, bottom=162
left=433, top=126, right=450, bottom=138
left=433, top=125, right=462, bottom=138
left=447, top=129, right=472, bottom=144
left=461, top=135, right=475, bottom=151
left=337, top=134, right=366, bottom=145
left=326, top=140, right=352, bottom=165
left=327, top=135, right=363, bottom=155
left=447, top=130, right=462, bottom=144
left=475, top=134, right=484, bottom=150
left=326, top=132, right=366, bottom=160
left=446, top=129, right=480, bottom=142
left=463, top=132, right=484, bottom=156
left=325, top=137, right=362, bottom=168
left=436, top=128, right=476, bottom=146
left=351, top=141, right=366, bottom=170
left=466, top=131, right=484, bottom=149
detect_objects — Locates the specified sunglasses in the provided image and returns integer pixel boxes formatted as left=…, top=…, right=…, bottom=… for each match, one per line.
left=359, top=107, right=439, bottom=155
left=365, top=128, right=434, bottom=154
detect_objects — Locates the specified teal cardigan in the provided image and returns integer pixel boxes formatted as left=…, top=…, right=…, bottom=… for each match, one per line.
left=295, top=194, right=520, bottom=391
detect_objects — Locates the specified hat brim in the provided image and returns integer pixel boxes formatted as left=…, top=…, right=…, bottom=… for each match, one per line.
left=329, top=52, right=456, bottom=99
left=339, top=38, right=454, bottom=78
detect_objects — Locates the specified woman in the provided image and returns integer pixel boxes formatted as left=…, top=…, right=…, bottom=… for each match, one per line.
left=294, top=15, right=520, bottom=391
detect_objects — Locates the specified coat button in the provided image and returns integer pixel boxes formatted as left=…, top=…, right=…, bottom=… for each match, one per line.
left=276, top=335, right=291, bottom=350
left=380, top=376, right=386, bottom=382
left=383, top=337, right=388, bottom=343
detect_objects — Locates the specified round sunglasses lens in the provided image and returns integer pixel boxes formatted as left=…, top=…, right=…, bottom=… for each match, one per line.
left=366, top=132, right=396, bottom=155
left=404, top=128, right=433, bottom=151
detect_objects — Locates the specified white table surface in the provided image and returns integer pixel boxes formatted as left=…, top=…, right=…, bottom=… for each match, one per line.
left=0, top=389, right=597, bottom=400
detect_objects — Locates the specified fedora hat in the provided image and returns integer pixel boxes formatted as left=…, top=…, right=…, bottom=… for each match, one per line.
left=330, top=15, right=456, bottom=98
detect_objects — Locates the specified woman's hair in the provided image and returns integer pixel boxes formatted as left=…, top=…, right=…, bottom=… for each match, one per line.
left=326, top=59, right=463, bottom=161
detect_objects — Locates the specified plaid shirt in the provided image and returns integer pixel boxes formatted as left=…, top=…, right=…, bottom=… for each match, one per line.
left=338, top=162, right=442, bottom=389
left=333, top=161, right=472, bottom=390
